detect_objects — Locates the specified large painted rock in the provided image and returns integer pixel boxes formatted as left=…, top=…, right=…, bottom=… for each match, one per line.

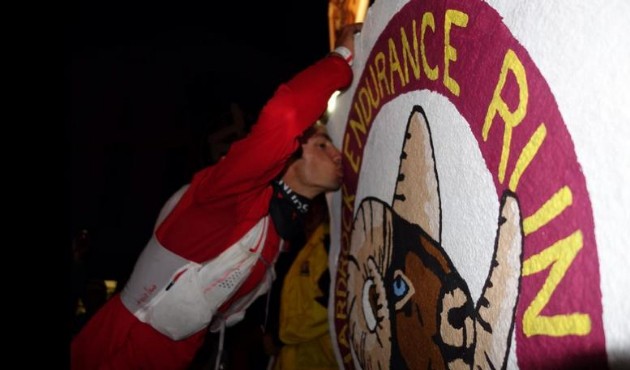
left=326, top=0, right=630, bottom=369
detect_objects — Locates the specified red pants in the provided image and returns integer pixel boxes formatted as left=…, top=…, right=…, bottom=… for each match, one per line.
left=71, top=293, right=206, bottom=370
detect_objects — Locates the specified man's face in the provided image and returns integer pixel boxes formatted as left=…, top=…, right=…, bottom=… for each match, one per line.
left=295, top=125, right=343, bottom=193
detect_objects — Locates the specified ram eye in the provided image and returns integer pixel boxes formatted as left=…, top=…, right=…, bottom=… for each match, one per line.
left=392, top=270, right=415, bottom=311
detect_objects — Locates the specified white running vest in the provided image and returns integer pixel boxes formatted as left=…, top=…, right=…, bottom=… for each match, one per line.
left=120, top=186, right=279, bottom=340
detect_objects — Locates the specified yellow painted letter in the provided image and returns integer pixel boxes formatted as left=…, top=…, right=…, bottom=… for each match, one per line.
left=482, top=49, right=528, bottom=183
left=522, top=231, right=592, bottom=337
left=444, top=9, right=468, bottom=96
left=421, top=12, right=438, bottom=81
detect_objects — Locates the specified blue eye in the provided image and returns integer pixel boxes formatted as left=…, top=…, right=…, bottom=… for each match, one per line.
left=392, top=275, right=409, bottom=298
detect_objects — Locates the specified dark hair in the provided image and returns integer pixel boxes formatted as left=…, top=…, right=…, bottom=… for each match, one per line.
left=292, top=124, right=321, bottom=159
left=275, top=121, right=326, bottom=180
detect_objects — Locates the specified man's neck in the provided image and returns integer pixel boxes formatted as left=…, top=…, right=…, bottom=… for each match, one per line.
left=280, top=172, right=318, bottom=199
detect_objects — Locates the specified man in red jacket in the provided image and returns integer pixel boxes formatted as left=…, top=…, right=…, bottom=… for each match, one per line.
left=71, top=23, right=362, bottom=370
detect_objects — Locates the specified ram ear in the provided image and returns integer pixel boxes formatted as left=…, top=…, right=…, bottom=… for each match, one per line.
left=392, top=106, right=441, bottom=243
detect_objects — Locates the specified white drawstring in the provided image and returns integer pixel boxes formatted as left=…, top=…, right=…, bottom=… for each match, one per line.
left=266, top=355, right=276, bottom=370
left=213, top=238, right=284, bottom=370
left=214, top=320, right=226, bottom=370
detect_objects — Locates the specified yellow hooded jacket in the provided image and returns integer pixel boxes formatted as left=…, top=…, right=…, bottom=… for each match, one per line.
left=274, top=223, right=338, bottom=370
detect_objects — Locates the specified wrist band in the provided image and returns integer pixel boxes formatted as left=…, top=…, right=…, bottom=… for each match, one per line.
left=333, top=46, right=353, bottom=66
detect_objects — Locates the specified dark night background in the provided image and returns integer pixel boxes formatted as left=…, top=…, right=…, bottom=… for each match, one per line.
left=67, top=1, right=331, bottom=284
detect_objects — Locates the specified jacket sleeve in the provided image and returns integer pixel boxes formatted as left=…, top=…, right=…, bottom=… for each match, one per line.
left=192, top=55, right=352, bottom=202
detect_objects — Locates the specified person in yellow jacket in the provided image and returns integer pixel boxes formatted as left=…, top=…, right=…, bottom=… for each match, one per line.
left=272, top=199, right=338, bottom=370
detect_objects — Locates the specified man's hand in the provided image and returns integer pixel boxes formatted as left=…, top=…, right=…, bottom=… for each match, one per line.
left=334, top=23, right=363, bottom=56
